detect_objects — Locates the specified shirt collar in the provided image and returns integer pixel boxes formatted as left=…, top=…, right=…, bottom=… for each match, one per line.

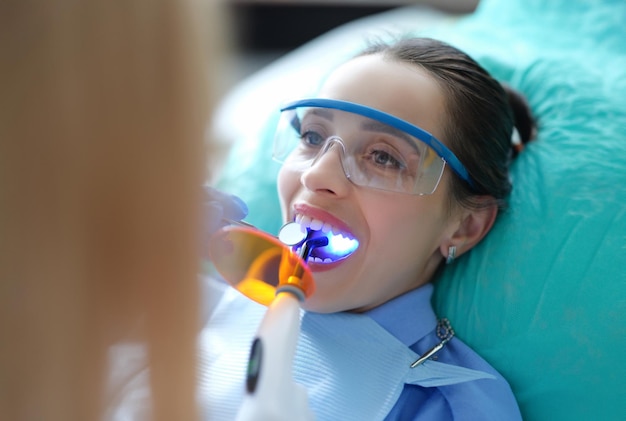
left=364, top=283, right=437, bottom=347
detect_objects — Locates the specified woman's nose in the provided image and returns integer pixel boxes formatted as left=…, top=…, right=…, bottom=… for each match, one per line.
left=300, top=141, right=351, bottom=197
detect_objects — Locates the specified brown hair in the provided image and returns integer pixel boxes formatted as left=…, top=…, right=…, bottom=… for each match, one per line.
left=360, top=37, right=535, bottom=210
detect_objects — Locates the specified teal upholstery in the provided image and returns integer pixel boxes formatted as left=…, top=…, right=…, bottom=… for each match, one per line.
left=215, top=1, right=626, bottom=419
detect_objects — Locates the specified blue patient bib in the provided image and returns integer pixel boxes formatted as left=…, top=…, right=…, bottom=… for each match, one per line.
left=197, top=287, right=494, bottom=421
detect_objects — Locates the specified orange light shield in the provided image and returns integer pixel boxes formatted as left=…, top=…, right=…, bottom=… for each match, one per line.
left=208, top=226, right=315, bottom=306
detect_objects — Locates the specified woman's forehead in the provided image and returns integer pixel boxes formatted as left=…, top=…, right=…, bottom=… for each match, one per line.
left=317, top=55, right=446, bottom=139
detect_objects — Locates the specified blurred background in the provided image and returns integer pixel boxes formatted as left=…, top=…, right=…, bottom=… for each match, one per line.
left=223, top=0, right=478, bottom=86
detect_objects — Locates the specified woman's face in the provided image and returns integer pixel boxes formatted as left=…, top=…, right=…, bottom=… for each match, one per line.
left=278, top=54, right=458, bottom=313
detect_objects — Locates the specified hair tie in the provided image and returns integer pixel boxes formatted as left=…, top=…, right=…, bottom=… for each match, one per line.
left=511, top=127, right=524, bottom=153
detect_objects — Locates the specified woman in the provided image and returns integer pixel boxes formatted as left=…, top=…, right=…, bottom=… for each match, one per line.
left=201, top=37, right=534, bottom=420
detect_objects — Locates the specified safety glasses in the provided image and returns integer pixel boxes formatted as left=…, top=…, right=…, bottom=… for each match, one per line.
left=273, top=99, right=476, bottom=195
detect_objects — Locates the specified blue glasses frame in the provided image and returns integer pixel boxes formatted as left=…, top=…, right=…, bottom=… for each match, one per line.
left=280, top=98, right=477, bottom=191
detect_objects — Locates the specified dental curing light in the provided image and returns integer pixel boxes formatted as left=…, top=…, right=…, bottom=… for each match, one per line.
left=208, top=224, right=327, bottom=421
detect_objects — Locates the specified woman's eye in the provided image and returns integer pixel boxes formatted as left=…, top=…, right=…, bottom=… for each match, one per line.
left=370, top=150, right=405, bottom=169
left=300, top=131, right=325, bottom=147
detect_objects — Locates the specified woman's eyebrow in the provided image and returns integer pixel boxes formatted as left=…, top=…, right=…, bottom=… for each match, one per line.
left=361, top=119, right=418, bottom=150
left=306, top=108, right=334, bottom=121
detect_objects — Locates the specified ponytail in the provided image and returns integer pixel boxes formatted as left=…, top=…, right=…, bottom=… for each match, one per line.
left=502, top=84, right=536, bottom=159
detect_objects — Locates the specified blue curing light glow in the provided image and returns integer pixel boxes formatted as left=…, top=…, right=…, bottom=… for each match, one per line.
left=327, top=233, right=359, bottom=256
left=297, top=228, right=360, bottom=262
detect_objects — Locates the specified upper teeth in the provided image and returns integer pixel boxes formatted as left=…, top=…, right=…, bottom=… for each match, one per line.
left=295, top=214, right=353, bottom=239
left=293, top=214, right=360, bottom=262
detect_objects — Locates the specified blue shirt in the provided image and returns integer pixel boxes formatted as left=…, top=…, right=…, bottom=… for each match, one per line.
left=108, top=280, right=522, bottom=421
left=366, top=284, right=522, bottom=420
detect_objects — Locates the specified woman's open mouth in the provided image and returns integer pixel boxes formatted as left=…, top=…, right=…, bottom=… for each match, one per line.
left=292, top=214, right=359, bottom=264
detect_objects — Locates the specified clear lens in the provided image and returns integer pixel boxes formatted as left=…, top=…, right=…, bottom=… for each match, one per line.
left=273, top=106, right=446, bottom=195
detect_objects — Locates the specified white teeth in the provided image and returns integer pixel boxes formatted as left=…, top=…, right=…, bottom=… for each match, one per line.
left=291, top=213, right=358, bottom=266
left=291, top=214, right=359, bottom=264
left=295, top=215, right=354, bottom=240
left=309, top=218, right=323, bottom=231
left=310, top=257, right=334, bottom=264
left=300, top=215, right=312, bottom=226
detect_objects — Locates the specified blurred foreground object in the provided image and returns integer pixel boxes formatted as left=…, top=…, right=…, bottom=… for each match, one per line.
left=0, top=0, right=226, bottom=420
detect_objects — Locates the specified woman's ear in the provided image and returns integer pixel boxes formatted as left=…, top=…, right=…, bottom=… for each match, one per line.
left=440, top=198, right=498, bottom=258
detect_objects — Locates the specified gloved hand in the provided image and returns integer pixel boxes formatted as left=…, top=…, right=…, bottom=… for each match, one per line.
left=200, top=187, right=248, bottom=322
left=203, top=186, right=249, bottom=238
